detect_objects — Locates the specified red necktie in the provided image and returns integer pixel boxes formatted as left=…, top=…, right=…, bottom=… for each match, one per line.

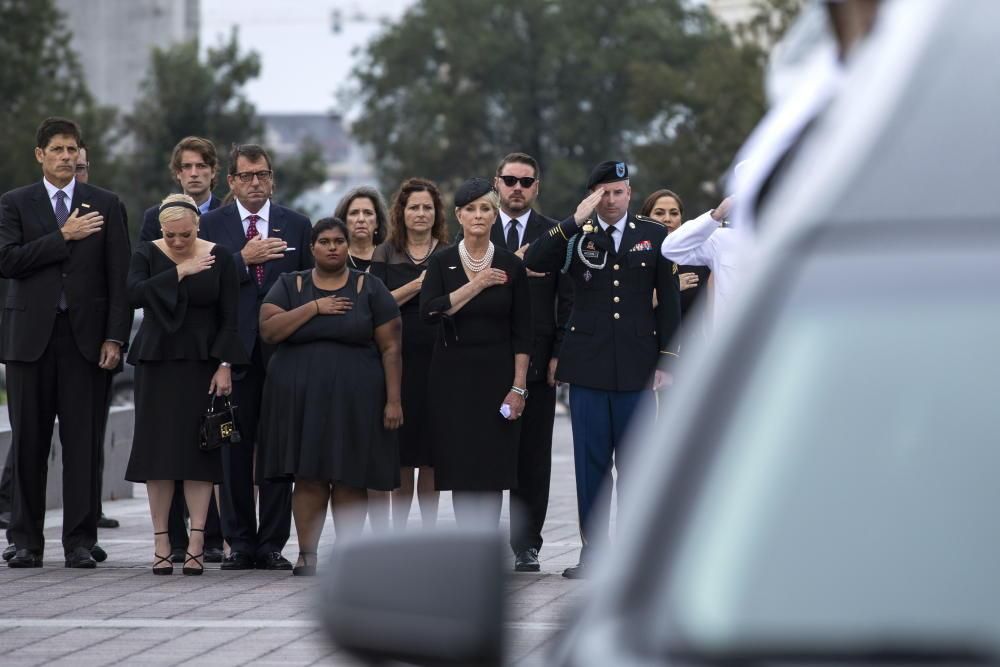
left=246, top=214, right=265, bottom=286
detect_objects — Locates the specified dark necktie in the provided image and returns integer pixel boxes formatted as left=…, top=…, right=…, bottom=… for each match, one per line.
left=54, top=190, right=69, bottom=227
left=54, top=191, right=69, bottom=311
left=605, top=224, right=617, bottom=251
left=506, top=220, right=520, bottom=252
left=246, top=214, right=265, bottom=286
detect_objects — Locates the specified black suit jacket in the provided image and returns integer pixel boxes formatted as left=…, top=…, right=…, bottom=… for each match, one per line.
left=139, top=194, right=223, bottom=243
left=0, top=181, right=131, bottom=363
left=198, top=201, right=313, bottom=357
left=490, top=211, right=573, bottom=384
left=525, top=213, right=681, bottom=392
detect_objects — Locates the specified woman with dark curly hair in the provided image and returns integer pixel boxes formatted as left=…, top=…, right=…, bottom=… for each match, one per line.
left=333, top=185, right=389, bottom=272
left=369, top=177, right=451, bottom=530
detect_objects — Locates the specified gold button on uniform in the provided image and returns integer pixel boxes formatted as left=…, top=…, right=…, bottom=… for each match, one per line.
left=613, top=280, right=620, bottom=287
left=613, top=264, right=619, bottom=271
left=641, top=262, right=646, bottom=267
left=571, top=326, right=576, bottom=331
left=613, top=296, right=620, bottom=303
left=613, top=313, right=620, bottom=320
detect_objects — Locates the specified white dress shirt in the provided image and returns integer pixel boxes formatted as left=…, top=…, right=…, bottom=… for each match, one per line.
left=499, top=210, right=531, bottom=248
left=598, top=213, right=627, bottom=253
left=660, top=211, right=749, bottom=329
left=236, top=199, right=270, bottom=238
left=43, top=177, right=76, bottom=215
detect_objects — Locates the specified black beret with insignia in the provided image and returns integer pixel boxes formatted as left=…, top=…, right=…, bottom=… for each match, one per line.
left=453, top=177, right=494, bottom=208
left=586, top=160, right=629, bottom=190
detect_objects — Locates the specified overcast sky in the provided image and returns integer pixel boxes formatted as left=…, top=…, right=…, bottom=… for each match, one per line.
left=201, top=0, right=415, bottom=116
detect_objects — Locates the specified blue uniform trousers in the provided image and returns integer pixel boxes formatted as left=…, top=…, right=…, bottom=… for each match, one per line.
left=568, top=384, right=643, bottom=563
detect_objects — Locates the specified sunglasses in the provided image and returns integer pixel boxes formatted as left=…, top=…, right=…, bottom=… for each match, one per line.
left=498, top=175, right=537, bottom=188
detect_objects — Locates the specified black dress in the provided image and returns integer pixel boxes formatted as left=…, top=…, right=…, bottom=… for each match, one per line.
left=125, top=243, right=246, bottom=483
left=370, top=241, right=449, bottom=468
left=257, top=269, right=401, bottom=490
left=419, top=245, right=532, bottom=491
left=349, top=254, right=373, bottom=272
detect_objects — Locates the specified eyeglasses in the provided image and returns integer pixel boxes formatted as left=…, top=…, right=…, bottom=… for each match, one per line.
left=498, top=175, right=537, bottom=188
left=74, top=164, right=89, bottom=173
left=234, top=170, right=272, bottom=183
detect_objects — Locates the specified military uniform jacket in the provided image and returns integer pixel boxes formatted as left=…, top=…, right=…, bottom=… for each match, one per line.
left=524, top=214, right=680, bottom=392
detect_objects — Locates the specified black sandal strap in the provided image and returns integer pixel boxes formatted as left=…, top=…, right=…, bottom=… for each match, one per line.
left=154, top=531, right=169, bottom=535
left=153, top=553, right=172, bottom=568
left=189, top=527, right=205, bottom=532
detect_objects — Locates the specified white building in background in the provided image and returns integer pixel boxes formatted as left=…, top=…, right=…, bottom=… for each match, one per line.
left=56, top=0, right=200, bottom=113
left=706, top=0, right=760, bottom=30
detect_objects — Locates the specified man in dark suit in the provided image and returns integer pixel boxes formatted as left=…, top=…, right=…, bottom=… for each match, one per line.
left=0, top=117, right=130, bottom=568
left=138, top=136, right=226, bottom=564
left=199, top=143, right=312, bottom=570
left=139, top=136, right=224, bottom=243
left=525, top=161, right=681, bottom=579
left=491, top=153, right=572, bottom=573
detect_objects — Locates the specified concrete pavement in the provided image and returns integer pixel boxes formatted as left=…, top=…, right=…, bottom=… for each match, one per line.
left=0, top=413, right=609, bottom=666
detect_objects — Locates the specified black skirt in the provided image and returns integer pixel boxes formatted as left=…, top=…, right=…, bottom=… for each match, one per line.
left=125, top=360, right=222, bottom=483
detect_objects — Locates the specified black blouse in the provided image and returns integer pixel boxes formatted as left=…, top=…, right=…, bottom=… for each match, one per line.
left=419, top=244, right=532, bottom=353
left=126, top=243, right=247, bottom=365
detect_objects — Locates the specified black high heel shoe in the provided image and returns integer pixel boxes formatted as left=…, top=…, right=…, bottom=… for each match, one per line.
left=292, top=552, right=317, bottom=577
left=183, top=527, right=205, bottom=576
left=153, top=530, right=172, bottom=575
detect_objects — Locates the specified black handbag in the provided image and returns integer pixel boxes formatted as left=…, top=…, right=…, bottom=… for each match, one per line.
left=199, top=395, right=242, bottom=451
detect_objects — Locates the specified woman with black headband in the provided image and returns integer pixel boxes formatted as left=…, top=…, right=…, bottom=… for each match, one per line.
left=125, top=193, right=247, bottom=575
left=420, top=177, right=532, bottom=528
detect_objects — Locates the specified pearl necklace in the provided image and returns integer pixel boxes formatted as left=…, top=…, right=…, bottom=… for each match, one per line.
left=458, top=240, right=494, bottom=272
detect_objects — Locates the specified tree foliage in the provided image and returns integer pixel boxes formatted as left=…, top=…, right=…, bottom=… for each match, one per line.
left=348, top=0, right=768, bottom=218
left=0, top=0, right=115, bottom=193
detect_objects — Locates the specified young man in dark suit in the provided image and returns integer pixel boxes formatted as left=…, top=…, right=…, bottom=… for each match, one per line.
left=0, top=117, right=130, bottom=568
left=491, top=153, right=573, bottom=573
left=525, top=161, right=682, bottom=579
left=139, top=136, right=224, bottom=243
left=138, top=136, right=226, bottom=564
left=199, top=144, right=313, bottom=570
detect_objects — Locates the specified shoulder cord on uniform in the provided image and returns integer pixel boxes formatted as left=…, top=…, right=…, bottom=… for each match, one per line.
left=561, top=234, right=578, bottom=274
left=575, top=234, right=607, bottom=270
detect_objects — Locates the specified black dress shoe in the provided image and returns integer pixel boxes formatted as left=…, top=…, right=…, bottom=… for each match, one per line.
left=203, top=546, right=224, bottom=563
left=514, top=548, right=540, bottom=572
left=220, top=551, right=255, bottom=570
left=255, top=552, right=293, bottom=570
left=65, top=546, right=97, bottom=568
left=562, top=562, right=588, bottom=579
left=170, top=547, right=186, bottom=564
left=97, top=514, right=120, bottom=529
left=2, top=544, right=16, bottom=562
left=90, top=544, right=108, bottom=563
left=8, top=548, right=42, bottom=568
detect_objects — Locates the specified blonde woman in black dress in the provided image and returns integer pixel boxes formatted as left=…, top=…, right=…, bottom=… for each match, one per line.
left=125, top=194, right=246, bottom=575
left=420, top=178, right=532, bottom=528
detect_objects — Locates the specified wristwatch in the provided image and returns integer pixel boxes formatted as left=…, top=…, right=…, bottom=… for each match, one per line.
left=219, top=362, right=232, bottom=368
left=510, top=385, right=528, bottom=399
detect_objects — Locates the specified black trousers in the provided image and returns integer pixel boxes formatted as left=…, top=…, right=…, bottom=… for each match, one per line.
left=167, top=481, right=224, bottom=550
left=219, top=343, right=291, bottom=558
left=509, top=379, right=557, bottom=555
left=7, top=314, right=110, bottom=554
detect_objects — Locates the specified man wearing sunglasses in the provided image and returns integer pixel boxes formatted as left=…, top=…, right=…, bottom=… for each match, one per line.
left=490, top=153, right=573, bottom=573
left=199, top=143, right=313, bottom=571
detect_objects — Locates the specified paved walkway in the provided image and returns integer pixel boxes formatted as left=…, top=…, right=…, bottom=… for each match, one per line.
left=0, top=413, right=609, bottom=666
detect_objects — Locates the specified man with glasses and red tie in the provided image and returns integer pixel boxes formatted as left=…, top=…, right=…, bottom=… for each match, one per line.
left=486, top=153, right=573, bottom=573
left=199, top=144, right=312, bottom=571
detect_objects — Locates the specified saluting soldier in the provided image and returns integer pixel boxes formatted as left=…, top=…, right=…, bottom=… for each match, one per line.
left=524, top=160, right=681, bottom=579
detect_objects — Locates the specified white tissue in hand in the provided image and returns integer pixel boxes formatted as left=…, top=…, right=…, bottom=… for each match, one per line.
left=499, top=403, right=512, bottom=419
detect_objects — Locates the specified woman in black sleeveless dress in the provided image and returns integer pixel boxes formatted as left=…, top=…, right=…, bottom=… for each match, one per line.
left=257, top=218, right=402, bottom=575
left=369, top=177, right=451, bottom=530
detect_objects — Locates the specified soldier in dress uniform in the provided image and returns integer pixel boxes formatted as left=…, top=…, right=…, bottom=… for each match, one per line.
left=524, top=160, right=681, bottom=579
